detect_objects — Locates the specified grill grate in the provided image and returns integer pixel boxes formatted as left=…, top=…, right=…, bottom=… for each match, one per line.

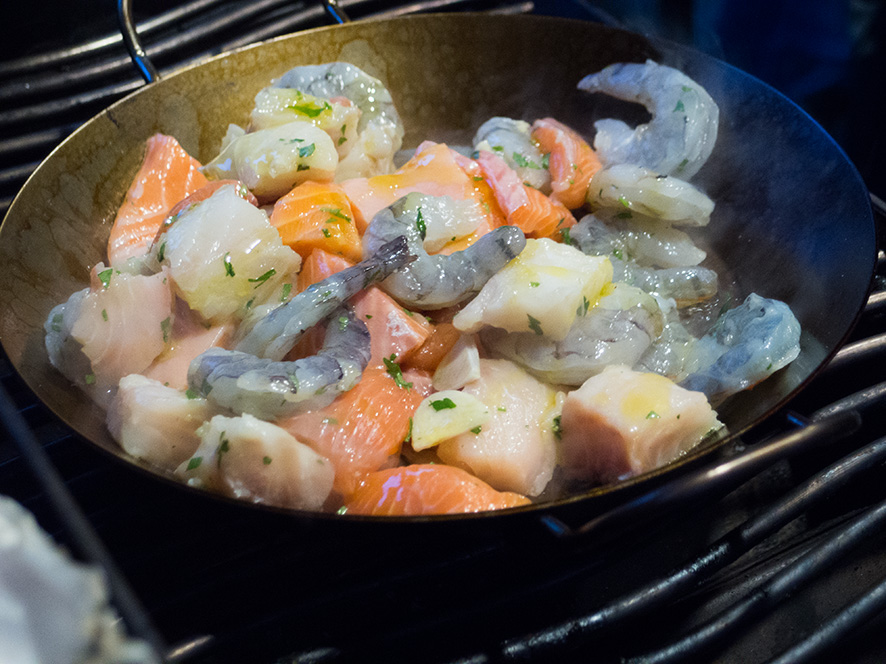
left=1, top=2, right=885, bottom=663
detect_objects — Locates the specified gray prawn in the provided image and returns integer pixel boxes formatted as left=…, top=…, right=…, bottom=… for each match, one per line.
left=236, top=236, right=413, bottom=360
left=189, top=306, right=369, bottom=421
left=363, top=193, right=527, bottom=310
left=570, top=214, right=717, bottom=305
left=578, top=60, right=719, bottom=179
left=275, top=62, right=403, bottom=136
left=480, top=284, right=664, bottom=386
left=680, top=293, right=801, bottom=403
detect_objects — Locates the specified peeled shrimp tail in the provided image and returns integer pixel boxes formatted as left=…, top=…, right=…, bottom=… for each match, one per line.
left=189, top=306, right=370, bottom=420
left=363, top=194, right=526, bottom=310
left=236, top=236, right=413, bottom=360
left=578, top=60, right=719, bottom=179
left=680, top=293, right=801, bottom=403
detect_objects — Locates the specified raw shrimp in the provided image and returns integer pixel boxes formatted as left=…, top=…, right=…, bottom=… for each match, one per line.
left=236, top=236, right=413, bottom=360
left=276, top=62, right=403, bottom=135
left=680, top=293, right=802, bottom=403
left=473, top=117, right=551, bottom=192
left=570, top=215, right=717, bottom=305
left=588, top=164, right=714, bottom=227
left=481, top=284, right=664, bottom=386
left=570, top=212, right=706, bottom=268
left=275, top=62, right=405, bottom=179
left=362, top=193, right=526, bottom=310
left=578, top=60, right=719, bottom=179
left=188, top=305, right=370, bottom=420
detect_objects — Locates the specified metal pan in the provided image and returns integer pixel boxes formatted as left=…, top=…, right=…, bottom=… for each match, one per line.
left=0, top=13, right=876, bottom=524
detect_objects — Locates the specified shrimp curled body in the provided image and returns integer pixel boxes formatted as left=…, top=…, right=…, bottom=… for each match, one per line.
left=363, top=194, right=527, bottom=310
left=189, top=306, right=370, bottom=421
left=578, top=60, right=719, bottom=179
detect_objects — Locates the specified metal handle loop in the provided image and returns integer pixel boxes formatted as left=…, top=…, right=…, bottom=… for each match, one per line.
left=117, top=0, right=352, bottom=85
left=117, top=0, right=159, bottom=84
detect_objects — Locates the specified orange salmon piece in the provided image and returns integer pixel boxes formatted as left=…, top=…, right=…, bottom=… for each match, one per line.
left=475, top=150, right=575, bottom=240
left=353, top=287, right=432, bottom=368
left=341, top=142, right=503, bottom=234
left=279, top=365, right=432, bottom=497
left=346, top=464, right=531, bottom=516
left=295, top=248, right=354, bottom=294
left=108, top=134, right=208, bottom=266
left=143, top=300, right=234, bottom=391
left=531, top=117, right=602, bottom=210
left=403, top=322, right=461, bottom=372
left=270, top=181, right=362, bottom=263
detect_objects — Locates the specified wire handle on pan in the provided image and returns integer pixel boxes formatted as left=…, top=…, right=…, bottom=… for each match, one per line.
left=323, top=0, right=351, bottom=24
left=117, top=0, right=352, bottom=84
left=117, top=0, right=159, bottom=84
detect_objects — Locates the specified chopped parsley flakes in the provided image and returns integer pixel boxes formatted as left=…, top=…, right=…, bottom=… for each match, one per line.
left=528, top=314, right=544, bottom=336
left=98, top=268, right=113, bottom=288
left=248, top=268, right=276, bottom=287
left=383, top=354, right=413, bottom=390
left=430, top=397, right=457, bottom=411
left=223, top=252, right=235, bottom=277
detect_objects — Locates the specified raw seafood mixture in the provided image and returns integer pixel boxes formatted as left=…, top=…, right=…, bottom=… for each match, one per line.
left=44, top=60, right=802, bottom=516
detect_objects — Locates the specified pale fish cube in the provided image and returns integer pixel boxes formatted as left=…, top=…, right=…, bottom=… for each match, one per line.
left=411, top=390, right=491, bottom=452
left=453, top=238, right=613, bottom=341
left=161, top=185, right=300, bottom=323
left=559, top=364, right=723, bottom=484
left=107, top=374, right=212, bottom=473
left=176, top=414, right=334, bottom=511
left=437, top=359, right=562, bottom=497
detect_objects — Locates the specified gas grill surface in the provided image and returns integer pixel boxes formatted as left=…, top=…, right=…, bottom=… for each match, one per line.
left=1, top=1, right=885, bottom=662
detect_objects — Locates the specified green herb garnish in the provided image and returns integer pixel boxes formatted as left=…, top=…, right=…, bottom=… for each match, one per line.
left=298, top=143, right=316, bottom=158
left=223, top=252, right=235, bottom=277
left=160, top=316, right=171, bottom=343
left=528, top=314, right=543, bottom=336
left=416, top=207, right=426, bottom=239
left=383, top=354, right=413, bottom=390
left=98, top=268, right=113, bottom=288
left=430, top=397, right=457, bottom=411
left=248, top=268, right=276, bottom=288
left=186, top=457, right=202, bottom=471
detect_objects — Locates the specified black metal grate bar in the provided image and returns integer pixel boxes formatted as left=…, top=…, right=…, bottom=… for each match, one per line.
left=482, top=432, right=886, bottom=662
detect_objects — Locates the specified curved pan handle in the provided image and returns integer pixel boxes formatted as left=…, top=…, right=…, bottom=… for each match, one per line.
left=116, top=0, right=352, bottom=84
